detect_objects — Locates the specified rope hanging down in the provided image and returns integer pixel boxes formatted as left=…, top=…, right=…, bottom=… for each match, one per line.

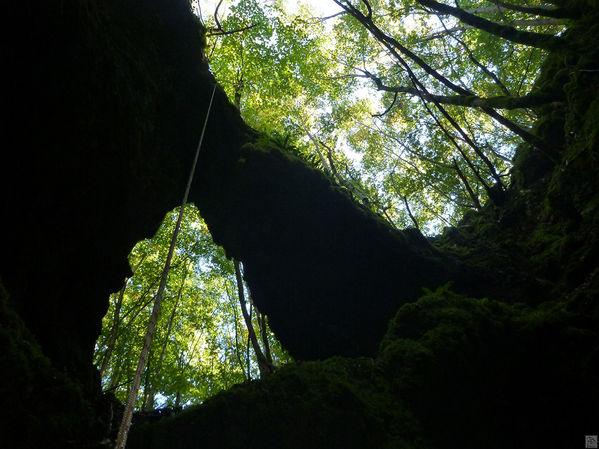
left=114, top=83, right=218, bottom=449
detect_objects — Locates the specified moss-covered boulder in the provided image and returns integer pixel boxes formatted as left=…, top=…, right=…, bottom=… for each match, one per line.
left=128, top=285, right=598, bottom=449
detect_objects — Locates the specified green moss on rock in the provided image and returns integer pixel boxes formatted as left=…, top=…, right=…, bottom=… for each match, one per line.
left=379, top=286, right=598, bottom=448
left=0, top=283, right=110, bottom=448
left=128, top=285, right=598, bottom=449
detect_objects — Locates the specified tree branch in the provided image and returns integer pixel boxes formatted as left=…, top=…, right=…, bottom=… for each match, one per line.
left=373, top=91, right=398, bottom=117
left=415, top=0, right=563, bottom=51
left=362, top=70, right=554, bottom=109
left=337, top=0, right=553, bottom=171
left=207, top=23, right=258, bottom=37
left=214, top=0, right=224, bottom=31
left=442, top=23, right=511, bottom=96
left=317, top=11, right=348, bottom=22
left=486, top=0, right=575, bottom=19
left=420, top=18, right=562, bottom=42
left=344, top=6, right=550, bottom=152
left=361, top=0, right=373, bottom=19
left=453, top=158, right=482, bottom=210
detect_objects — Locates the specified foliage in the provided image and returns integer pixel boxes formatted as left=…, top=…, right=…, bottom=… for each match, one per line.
left=94, top=204, right=291, bottom=410
left=198, top=0, right=568, bottom=233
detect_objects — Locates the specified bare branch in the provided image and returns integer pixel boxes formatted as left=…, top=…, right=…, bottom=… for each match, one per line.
left=361, top=0, right=373, bottom=19
left=353, top=9, right=548, bottom=151
left=420, top=18, right=562, bottom=42
left=439, top=19, right=511, bottom=96
left=207, top=23, right=258, bottom=37
left=333, top=7, right=508, bottom=183
left=373, top=91, right=398, bottom=117
left=317, top=11, right=348, bottom=22
left=453, top=158, right=482, bottom=210
left=214, top=0, right=224, bottom=31
left=361, top=69, right=554, bottom=109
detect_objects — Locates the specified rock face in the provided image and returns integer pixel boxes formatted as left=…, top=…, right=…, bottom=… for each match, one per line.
left=1, top=0, right=598, bottom=448
left=0, top=0, right=453, bottom=373
left=195, top=136, right=456, bottom=359
left=1, top=0, right=217, bottom=444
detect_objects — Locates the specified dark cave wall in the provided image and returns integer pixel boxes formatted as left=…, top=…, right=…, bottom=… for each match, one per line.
left=1, top=1, right=228, bottom=444
left=128, top=287, right=598, bottom=449
left=1, top=0, right=219, bottom=378
left=1, top=0, right=453, bottom=443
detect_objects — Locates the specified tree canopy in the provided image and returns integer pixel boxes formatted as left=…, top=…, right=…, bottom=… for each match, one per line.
left=94, top=205, right=290, bottom=410
left=196, top=0, right=567, bottom=233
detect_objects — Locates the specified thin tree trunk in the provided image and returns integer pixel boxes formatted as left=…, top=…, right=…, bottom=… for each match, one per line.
left=174, top=391, right=181, bottom=409
left=99, top=255, right=146, bottom=378
left=143, top=267, right=188, bottom=411
left=234, top=260, right=272, bottom=378
left=257, top=312, right=273, bottom=365
left=245, top=304, right=252, bottom=379
left=114, top=263, right=171, bottom=448
left=99, top=286, right=127, bottom=379
left=403, top=195, right=420, bottom=230
left=226, top=284, right=248, bottom=380
left=107, top=339, right=136, bottom=392
left=141, top=348, right=153, bottom=411
left=107, top=368, right=122, bottom=392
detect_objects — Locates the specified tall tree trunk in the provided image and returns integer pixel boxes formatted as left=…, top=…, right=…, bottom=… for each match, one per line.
left=227, top=284, right=248, bottom=380
left=257, top=312, right=273, bottom=365
left=234, top=260, right=272, bottom=378
left=99, top=255, right=146, bottom=379
left=143, top=267, right=188, bottom=411
left=141, top=347, right=153, bottom=411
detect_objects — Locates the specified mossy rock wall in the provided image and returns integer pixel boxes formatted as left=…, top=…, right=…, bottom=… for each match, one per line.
left=128, top=287, right=598, bottom=449
left=1, top=0, right=220, bottom=445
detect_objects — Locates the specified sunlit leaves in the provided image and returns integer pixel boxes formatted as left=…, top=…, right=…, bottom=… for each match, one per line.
left=197, top=1, right=561, bottom=232
left=95, top=204, right=290, bottom=410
